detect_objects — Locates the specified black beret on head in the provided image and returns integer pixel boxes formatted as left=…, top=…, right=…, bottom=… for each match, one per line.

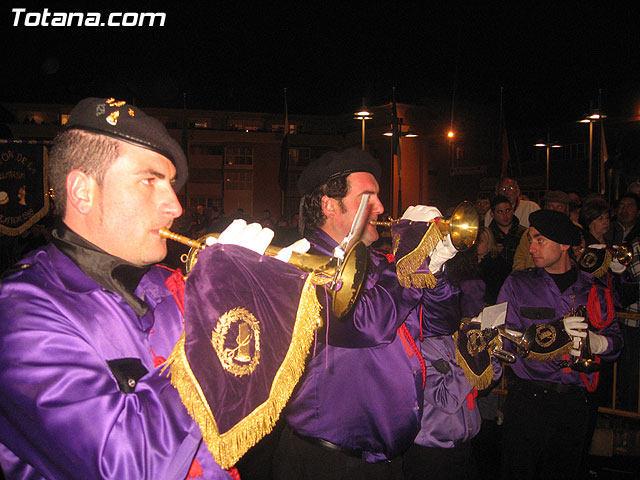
left=66, top=97, right=188, bottom=191
left=529, top=209, right=582, bottom=246
left=297, top=148, right=381, bottom=195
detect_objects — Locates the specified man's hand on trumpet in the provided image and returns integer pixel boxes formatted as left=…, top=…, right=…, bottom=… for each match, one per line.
left=211, top=219, right=311, bottom=261
left=400, top=205, right=458, bottom=273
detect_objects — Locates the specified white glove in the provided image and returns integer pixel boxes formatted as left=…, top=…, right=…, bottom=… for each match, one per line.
left=215, top=219, right=274, bottom=255
left=610, top=246, right=627, bottom=273
left=401, top=205, right=442, bottom=223
left=563, top=316, right=588, bottom=338
left=274, top=238, right=311, bottom=262
left=610, top=258, right=626, bottom=274
left=429, top=234, right=457, bottom=273
left=588, top=331, right=609, bottom=355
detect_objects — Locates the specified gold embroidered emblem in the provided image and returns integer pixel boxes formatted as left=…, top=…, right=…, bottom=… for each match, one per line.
left=580, top=251, right=598, bottom=269
left=106, top=110, right=120, bottom=126
left=211, top=307, right=260, bottom=376
left=535, top=324, right=556, bottom=348
left=128, top=108, right=135, bottom=117
left=466, top=329, right=487, bottom=356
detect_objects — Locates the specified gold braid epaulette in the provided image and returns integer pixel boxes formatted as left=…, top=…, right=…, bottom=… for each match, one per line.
left=162, top=273, right=322, bottom=469
left=394, top=222, right=443, bottom=289
left=453, top=330, right=495, bottom=391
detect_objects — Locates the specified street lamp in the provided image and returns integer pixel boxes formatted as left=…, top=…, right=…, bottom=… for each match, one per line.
left=534, top=134, right=562, bottom=190
left=354, top=99, right=373, bottom=150
left=578, top=110, right=606, bottom=190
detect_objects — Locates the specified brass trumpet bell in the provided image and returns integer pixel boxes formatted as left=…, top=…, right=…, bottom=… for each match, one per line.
left=441, top=201, right=480, bottom=251
left=612, top=244, right=632, bottom=267
left=371, top=201, right=479, bottom=251
left=159, top=229, right=368, bottom=318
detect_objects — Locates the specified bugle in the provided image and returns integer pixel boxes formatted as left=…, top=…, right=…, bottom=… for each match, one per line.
left=159, top=228, right=369, bottom=318
left=612, top=244, right=632, bottom=267
left=370, top=201, right=479, bottom=251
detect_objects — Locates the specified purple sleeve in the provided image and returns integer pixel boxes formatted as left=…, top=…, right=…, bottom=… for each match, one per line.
left=0, top=285, right=230, bottom=479
left=324, top=257, right=424, bottom=347
left=419, top=272, right=461, bottom=338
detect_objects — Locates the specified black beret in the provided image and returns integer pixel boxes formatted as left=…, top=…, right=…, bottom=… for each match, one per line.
left=297, top=148, right=381, bottom=195
left=65, top=97, right=188, bottom=191
left=529, top=209, right=582, bottom=246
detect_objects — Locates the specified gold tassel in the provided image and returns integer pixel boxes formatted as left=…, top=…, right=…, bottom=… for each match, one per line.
left=394, top=222, right=443, bottom=289
left=163, top=274, right=322, bottom=469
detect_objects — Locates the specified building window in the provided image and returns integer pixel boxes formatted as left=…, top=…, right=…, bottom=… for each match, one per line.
left=225, top=146, right=253, bottom=166
left=272, top=124, right=296, bottom=134
left=190, top=197, right=222, bottom=210
left=191, top=144, right=224, bottom=156
left=225, top=171, right=253, bottom=190
left=228, top=121, right=261, bottom=132
left=288, top=147, right=310, bottom=167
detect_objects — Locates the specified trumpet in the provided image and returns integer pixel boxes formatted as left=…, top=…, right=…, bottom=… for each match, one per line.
left=612, top=244, right=632, bottom=267
left=370, top=201, right=479, bottom=251
left=567, top=306, right=600, bottom=373
left=158, top=228, right=369, bottom=318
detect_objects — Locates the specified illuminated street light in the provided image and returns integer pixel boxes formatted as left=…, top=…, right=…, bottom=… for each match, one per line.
left=578, top=109, right=606, bottom=190
left=534, top=134, right=562, bottom=190
left=354, top=99, right=373, bottom=150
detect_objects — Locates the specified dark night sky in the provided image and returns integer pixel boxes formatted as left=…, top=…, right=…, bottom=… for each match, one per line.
left=2, top=2, right=639, bottom=134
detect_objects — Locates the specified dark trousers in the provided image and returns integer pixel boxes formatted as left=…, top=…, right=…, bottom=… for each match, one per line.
left=272, top=425, right=404, bottom=480
left=402, top=442, right=478, bottom=480
left=500, top=380, right=597, bottom=480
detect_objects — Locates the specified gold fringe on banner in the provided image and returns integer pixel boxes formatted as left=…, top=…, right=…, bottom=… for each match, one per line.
left=453, top=331, right=495, bottom=391
left=590, top=250, right=612, bottom=279
left=162, top=273, right=322, bottom=469
left=526, top=341, right=573, bottom=362
left=394, top=222, right=443, bottom=289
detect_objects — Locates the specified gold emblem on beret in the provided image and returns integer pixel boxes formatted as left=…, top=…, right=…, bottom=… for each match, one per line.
left=211, top=307, right=261, bottom=377
left=128, top=108, right=135, bottom=117
left=535, top=324, right=556, bottom=348
left=106, top=110, right=120, bottom=126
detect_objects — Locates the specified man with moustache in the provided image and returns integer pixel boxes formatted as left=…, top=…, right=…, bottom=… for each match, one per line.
left=498, top=209, right=623, bottom=480
left=0, top=98, right=287, bottom=479
left=272, top=149, right=461, bottom=480
left=484, top=177, right=540, bottom=228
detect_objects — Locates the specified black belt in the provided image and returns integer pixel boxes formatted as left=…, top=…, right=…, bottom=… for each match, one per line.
left=523, top=379, right=584, bottom=394
left=293, top=430, right=366, bottom=459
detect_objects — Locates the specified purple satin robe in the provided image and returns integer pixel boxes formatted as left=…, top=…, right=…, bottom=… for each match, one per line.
left=498, top=266, right=623, bottom=385
left=414, top=335, right=492, bottom=448
left=0, top=243, right=230, bottom=479
left=284, top=230, right=460, bottom=462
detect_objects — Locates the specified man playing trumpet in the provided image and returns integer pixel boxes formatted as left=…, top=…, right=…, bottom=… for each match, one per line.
left=0, top=97, right=290, bottom=479
left=273, top=148, right=462, bottom=480
left=497, top=209, right=623, bottom=480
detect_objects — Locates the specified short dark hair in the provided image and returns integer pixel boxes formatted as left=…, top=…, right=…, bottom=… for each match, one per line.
left=48, top=129, right=121, bottom=217
left=490, top=194, right=511, bottom=212
left=617, top=192, right=640, bottom=210
left=579, top=198, right=610, bottom=228
left=299, top=174, right=349, bottom=234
